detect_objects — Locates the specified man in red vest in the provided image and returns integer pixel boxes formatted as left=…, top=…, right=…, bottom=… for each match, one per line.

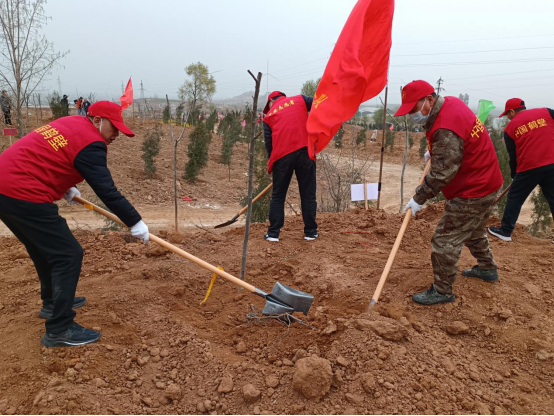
left=262, top=91, right=318, bottom=242
left=0, top=101, right=149, bottom=347
left=394, top=80, right=503, bottom=305
left=488, top=99, right=554, bottom=243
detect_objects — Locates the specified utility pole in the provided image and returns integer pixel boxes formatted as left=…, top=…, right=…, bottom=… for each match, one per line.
left=436, top=76, right=444, bottom=96
left=57, top=76, right=62, bottom=95
left=266, top=59, right=269, bottom=99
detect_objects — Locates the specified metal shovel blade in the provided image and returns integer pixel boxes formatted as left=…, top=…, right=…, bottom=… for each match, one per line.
left=262, top=282, right=314, bottom=316
left=214, top=214, right=239, bottom=229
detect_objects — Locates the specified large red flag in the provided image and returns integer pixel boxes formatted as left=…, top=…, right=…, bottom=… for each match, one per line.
left=307, top=0, right=394, bottom=158
left=120, top=78, right=133, bottom=110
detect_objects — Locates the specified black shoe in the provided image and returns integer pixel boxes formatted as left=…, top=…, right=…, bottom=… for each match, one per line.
left=462, top=265, right=499, bottom=282
left=41, top=322, right=101, bottom=348
left=304, top=232, right=319, bottom=241
left=39, top=297, right=87, bottom=319
left=263, top=234, right=279, bottom=242
left=488, top=226, right=512, bottom=242
left=413, top=284, right=456, bottom=305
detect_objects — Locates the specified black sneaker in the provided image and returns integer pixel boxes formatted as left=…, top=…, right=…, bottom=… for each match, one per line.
left=462, top=265, right=499, bottom=282
left=263, top=234, right=279, bottom=242
left=304, top=233, right=319, bottom=241
left=413, top=284, right=456, bottom=305
left=41, top=322, right=101, bottom=348
left=39, top=297, right=87, bottom=319
left=488, top=226, right=512, bottom=242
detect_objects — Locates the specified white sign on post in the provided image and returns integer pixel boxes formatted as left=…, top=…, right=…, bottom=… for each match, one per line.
left=351, top=183, right=378, bottom=201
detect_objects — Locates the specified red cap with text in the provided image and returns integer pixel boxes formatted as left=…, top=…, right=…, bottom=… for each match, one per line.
left=394, top=80, right=435, bottom=117
left=263, top=91, right=286, bottom=114
left=499, top=98, right=525, bottom=118
left=87, top=101, right=135, bottom=137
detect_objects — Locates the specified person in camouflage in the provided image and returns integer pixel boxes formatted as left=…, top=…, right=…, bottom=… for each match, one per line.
left=394, top=80, right=503, bottom=305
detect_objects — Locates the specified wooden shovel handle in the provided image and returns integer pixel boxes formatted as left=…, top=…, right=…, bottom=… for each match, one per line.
left=237, top=182, right=273, bottom=217
left=72, top=196, right=259, bottom=294
left=369, top=160, right=432, bottom=308
left=494, top=184, right=511, bottom=204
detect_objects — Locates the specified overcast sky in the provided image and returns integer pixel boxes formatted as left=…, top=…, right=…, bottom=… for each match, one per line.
left=40, top=0, right=554, bottom=111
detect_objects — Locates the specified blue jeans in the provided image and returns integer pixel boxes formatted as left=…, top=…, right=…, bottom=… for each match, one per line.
left=268, top=147, right=318, bottom=238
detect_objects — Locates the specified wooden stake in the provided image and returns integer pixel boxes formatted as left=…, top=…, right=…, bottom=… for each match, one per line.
left=376, top=85, right=388, bottom=209
left=363, top=178, right=368, bottom=210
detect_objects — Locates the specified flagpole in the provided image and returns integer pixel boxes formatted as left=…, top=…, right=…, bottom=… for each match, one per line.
left=376, top=84, right=388, bottom=210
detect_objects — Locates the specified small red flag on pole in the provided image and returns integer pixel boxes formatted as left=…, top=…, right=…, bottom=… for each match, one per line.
left=120, top=78, right=133, bottom=110
left=307, top=0, right=395, bottom=158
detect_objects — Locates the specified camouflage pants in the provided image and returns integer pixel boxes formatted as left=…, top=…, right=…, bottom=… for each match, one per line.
left=432, top=190, right=499, bottom=295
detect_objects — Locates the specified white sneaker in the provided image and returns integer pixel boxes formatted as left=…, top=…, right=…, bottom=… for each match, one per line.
left=304, top=233, right=319, bottom=241
left=264, top=234, right=279, bottom=242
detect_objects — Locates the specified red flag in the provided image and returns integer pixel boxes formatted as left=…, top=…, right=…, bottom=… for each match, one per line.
left=307, top=0, right=394, bottom=158
left=120, top=78, right=133, bottom=110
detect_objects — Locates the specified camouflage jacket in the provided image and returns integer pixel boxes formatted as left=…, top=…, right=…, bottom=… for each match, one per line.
left=413, top=96, right=464, bottom=205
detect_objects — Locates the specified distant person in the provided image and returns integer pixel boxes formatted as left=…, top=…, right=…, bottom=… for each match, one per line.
left=370, top=129, right=378, bottom=142
left=75, top=97, right=83, bottom=116
left=60, top=95, right=69, bottom=116
left=82, top=98, right=91, bottom=115
left=0, top=101, right=149, bottom=348
left=262, top=91, right=318, bottom=242
left=488, top=99, right=554, bottom=243
left=1, top=90, right=12, bottom=126
left=394, top=80, right=503, bottom=305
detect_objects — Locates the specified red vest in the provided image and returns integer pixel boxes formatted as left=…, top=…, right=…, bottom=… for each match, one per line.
left=0, top=116, right=105, bottom=203
left=504, top=108, right=554, bottom=173
left=263, top=95, right=309, bottom=173
left=427, top=97, right=502, bottom=200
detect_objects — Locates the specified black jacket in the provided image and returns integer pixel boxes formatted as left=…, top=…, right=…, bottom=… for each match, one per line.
left=74, top=142, right=141, bottom=227
left=263, top=95, right=313, bottom=159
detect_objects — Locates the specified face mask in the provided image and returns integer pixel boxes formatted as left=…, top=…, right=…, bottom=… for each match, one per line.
left=410, top=99, right=429, bottom=125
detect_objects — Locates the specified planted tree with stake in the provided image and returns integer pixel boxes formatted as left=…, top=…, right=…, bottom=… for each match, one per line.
left=0, top=0, right=69, bottom=137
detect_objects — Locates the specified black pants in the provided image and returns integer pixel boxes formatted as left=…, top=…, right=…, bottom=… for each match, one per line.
left=0, top=194, right=83, bottom=333
left=2, top=109, right=11, bottom=125
left=501, top=164, right=554, bottom=235
left=268, top=147, right=318, bottom=237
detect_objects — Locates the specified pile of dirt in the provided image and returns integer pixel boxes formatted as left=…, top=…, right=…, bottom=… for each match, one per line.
left=0, top=205, right=553, bottom=414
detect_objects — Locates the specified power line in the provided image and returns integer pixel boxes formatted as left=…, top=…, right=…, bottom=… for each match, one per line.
left=393, top=46, right=554, bottom=58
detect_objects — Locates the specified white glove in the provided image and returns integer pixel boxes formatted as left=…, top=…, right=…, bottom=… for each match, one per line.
left=63, top=187, right=81, bottom=204
left=404, top=198, right=423, bottom=217
left=424, top=150, right=431, bottom=163
left=130, top=220, right=149, bottom=244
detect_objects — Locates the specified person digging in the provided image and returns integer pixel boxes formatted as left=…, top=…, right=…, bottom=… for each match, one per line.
left=0, top=101, right=149, bottom=347
left=487, top=98, right=554, bottom=244
left=395, top=80, right=503, bottom=305
left=262, top=91, right=318, bottom=242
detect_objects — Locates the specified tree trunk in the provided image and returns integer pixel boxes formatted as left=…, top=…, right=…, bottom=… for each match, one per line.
left=239, top=71, right=263, bottom=281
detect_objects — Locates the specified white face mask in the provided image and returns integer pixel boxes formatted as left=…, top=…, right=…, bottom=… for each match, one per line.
left=410, top=99, right=429, bottom=125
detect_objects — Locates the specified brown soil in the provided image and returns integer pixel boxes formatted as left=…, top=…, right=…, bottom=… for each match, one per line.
left=1, top=205, right=553, bottom=414
left=1, top=115, right=553, bottom=414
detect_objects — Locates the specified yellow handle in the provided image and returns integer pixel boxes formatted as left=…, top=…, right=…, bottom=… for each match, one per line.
left=72, top=196, right=259, bottom=294
left=369, top=160, right=432, bottom=308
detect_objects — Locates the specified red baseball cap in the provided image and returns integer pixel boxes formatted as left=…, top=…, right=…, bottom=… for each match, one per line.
left=499, top=98, right=526, bottom=118
left=87, top=101, right=135, bottom=137
left=263, top=91, right=286, bottom=114
left=394, top=80, right=435, bottom=117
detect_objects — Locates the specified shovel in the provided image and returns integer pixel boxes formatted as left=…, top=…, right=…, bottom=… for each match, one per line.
left=494, top=184, right=511, bottom=204
left=368, top=160, right=432, bottom=309
left=214, top=183, right=273, bottom=229
left=73, top=196, right=313, bottom=316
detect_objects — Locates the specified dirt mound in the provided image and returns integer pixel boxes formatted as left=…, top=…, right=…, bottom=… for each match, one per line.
left=0, top=206, right=553, bottom=414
